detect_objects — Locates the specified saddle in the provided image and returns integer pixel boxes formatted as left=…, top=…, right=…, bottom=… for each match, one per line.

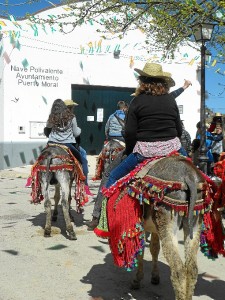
left=30, top=144, right=86, bottom=208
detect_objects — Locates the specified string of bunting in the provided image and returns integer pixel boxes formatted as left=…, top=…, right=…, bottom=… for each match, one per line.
left=0, top=12, right=225, bottom=76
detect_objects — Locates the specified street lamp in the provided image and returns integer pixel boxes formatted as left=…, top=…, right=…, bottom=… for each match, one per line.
left=192, top=23, right=214, bottom=174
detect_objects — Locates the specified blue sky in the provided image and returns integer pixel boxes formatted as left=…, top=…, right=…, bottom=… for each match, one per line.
left=0, top=0, right=62, bottom=17
left=1, top=0, right=224, bottom=114
left=206, top=60, right=225, bottom=113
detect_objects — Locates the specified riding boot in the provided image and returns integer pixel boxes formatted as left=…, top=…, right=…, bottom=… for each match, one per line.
left=86, top=217, right=99, bottom=231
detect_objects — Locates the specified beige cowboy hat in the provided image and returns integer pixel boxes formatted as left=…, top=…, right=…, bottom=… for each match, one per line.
left=64, top=99, right=78, bottom=106
left=215, top=112, right=222, bottom=117
left=134, top=62, right=175, bottom=87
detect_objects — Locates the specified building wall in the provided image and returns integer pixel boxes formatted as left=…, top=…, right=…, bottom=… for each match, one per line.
left=0, top=4, right=201, bottom=169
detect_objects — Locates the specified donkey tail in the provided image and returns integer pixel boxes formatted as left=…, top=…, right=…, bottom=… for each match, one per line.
left=185, top=177, right=198, bottom=240
left=45, top=155, right=53, bottom=191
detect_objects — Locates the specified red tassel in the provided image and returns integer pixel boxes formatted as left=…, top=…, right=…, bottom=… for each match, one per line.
left=94, top=227, right=110, bottom=238
left=107, top=190, right=143, bottom=268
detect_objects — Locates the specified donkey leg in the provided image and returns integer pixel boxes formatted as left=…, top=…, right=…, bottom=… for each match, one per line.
left=155, top=209, right=186, bottom=300
left=68, top=180, right=75, bottom=222
left=59, top=175, right=77, bottom=240
left=42, top=177, right=52, bottom=237
left=183, top=217, right=201, bottom=300
left=150, top=232, right=160, bottom=285
left=52, top=183, right=60, bottom=222
left=131, top=248, right=145, bottom=289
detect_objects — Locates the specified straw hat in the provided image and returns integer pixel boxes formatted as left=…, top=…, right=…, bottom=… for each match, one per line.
left=215, top=112, right=222, bottom=117
left=134, top=62, right=175, bottom=87
left=64, top=99, right=78, bottom=106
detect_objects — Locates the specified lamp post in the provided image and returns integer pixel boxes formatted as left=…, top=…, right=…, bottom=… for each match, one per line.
left=193, top=23, right=214, bottom=174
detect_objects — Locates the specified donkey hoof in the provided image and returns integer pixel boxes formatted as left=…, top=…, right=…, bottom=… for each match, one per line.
left=131, top=279, right=141, bottom=290
left=52, top=216, right=57, bottom=222
left=151, top=275, right=160, bottom=285
left=44, top=229, right=51, bottom=237
left=69, top=232, right=77, bottom=240
left=69, top=214, right=75, bottom=223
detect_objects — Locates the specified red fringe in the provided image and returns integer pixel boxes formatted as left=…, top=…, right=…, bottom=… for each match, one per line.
left=94, top=227, right=110, bottom=238
left=30, top=145, right=87, bottom=213
left=203, top=210, right=225, bottom=257
left=107, top=190, right=144, bottom=269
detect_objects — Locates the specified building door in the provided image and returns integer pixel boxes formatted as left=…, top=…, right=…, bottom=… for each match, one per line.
left=71, top=84, right=134, bottom=154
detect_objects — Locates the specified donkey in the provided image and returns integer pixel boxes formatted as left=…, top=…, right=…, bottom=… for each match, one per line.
left=93, top=139, right=125, bottom=180
left=31, top=144, right=85, bottom=240
left=131, top=156, right=209, bottom=300
left=100, top=155, right=217, bottom=300
left=93, top=116, right=126, bottom=180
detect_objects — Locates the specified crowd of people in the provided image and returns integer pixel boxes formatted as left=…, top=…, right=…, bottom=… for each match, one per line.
left=28, top=62, right=224, bottom=230
left=86, top=62, right=224, bottom=230
left=191, top=112, right=224, bottom=176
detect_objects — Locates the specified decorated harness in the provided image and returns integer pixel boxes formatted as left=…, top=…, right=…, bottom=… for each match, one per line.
left=30, top=144, right=88, bottom=213
left=94, top=153, right=225, bottom=270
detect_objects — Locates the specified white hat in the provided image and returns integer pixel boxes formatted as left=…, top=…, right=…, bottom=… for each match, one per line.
left=64, top=99, right=78, bottom=106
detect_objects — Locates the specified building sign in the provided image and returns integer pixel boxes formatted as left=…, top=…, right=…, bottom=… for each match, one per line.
left=97, top=108, right=104, bottom=122
left=11, top=65, right=63, bottom=87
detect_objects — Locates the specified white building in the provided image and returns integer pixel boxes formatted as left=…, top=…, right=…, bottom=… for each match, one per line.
left=0, top=4, right=201, bottom=169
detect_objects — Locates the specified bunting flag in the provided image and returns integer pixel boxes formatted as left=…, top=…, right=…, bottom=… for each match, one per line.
left=0, top=10, right=224, bottom=77
left=88, top=42, right=94, bottom=53
left=31, top=24, right=38, bottom=36
left=129, top=56, right=134, bottom=68
left=188, top=58, right=195, bottom=66
left=0, top=21, right=7, bottom=28
left=42, top=96, right=48, bottom=104
left=63, top=7, right=73, bottom=11
left=14, top=40, right=21, bottom=50
left=22, top=58, right=29, bottom=68
left=211, top=59, right=217, bottom=67
left=3, top=51, right=11, bottom=64
left=96, top=39, right=102, bottom=53
left=79, top=61, right=83, bottom=71
left=80, top=46, right=85, bottom=54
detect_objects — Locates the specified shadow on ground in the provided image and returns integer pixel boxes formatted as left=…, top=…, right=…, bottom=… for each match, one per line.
left=27, top=205, right=85, bottom=240
left=81, top=253, right=174, bottom=300
left=80, top=253, right=225, bottom=300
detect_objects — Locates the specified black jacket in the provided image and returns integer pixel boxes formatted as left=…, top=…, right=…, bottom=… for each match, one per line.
left=124, top=93, right=182, bottom=155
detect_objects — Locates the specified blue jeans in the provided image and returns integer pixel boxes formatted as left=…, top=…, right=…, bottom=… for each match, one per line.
left=178, top=147, right=188, bottom=156
left=48, top=142, right=88, bottom=184
left=105, top=152, right=145, bottom=188
left=79, top=146, right=89, bottom=185
left=105, top=148, right=187, bottom=188
left=63, top=143, right=82, bottom=163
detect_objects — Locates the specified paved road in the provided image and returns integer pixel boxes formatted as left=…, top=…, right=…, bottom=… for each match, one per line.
left=0, top=157, right=225, bottom=300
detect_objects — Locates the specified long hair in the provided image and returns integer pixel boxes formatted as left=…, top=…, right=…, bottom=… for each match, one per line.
left=47, top=99, right=74, bottom=132
left=134, top=76, right=170, bottom=96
